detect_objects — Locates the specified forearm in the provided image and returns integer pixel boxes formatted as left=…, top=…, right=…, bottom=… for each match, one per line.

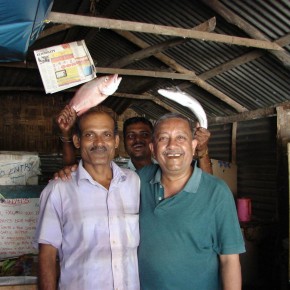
left=38, top=244, right=58, bottom=290
left=196, top=147, right=213, bottom=174
left=62, top=142, right=77, bottom=166
left=198, top=154, right=213, bottom=174
left=220, top=254, right=242, bottom=290
left=57, top=105, right=78, bottom=166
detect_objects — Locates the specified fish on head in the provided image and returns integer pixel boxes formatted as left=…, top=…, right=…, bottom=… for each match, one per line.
left=69, top=74, right=122, bottom=116
left=158, top=87, right=208, bottom=129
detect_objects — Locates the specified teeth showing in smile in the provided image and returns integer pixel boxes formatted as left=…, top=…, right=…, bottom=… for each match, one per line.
left=167, top=153, right=181, bottom=157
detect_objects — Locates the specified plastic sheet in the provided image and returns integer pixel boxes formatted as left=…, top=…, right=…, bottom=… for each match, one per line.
left=0, top=0, right=53, bottom=62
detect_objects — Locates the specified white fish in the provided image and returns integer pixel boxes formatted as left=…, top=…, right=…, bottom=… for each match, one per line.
left=69, top=74, right=122, bottom=116
left=158, top=87, right=208, bottom=129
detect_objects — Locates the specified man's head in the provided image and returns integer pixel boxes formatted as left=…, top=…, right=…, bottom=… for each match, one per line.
left=123, top=117, right=153, bottom=166
left=73, top=105, right=119, bottom=169
left=150, top=113, right=197, bottom=177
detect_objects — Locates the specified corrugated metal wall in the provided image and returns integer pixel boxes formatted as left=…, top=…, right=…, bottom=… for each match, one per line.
left=209, top=117, right=277, bottom=222
left=208, top=123, right=232, bottom=162
left=237, top=117, right=277, bottom=221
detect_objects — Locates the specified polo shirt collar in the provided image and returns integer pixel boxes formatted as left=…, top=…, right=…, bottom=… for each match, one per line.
left=127, top=158, right=157, bottom=171
left=150, top=161, right=202, bottom=194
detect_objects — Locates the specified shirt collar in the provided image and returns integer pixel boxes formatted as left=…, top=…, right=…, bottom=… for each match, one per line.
left=76, top=160, right=127, bottom=186
left=127, top=158, right=157, bottom=172
left=150, top=161, right=202, bottom=194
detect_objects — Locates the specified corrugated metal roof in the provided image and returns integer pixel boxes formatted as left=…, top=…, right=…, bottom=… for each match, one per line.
left=0, top=0, right=289, bottom=122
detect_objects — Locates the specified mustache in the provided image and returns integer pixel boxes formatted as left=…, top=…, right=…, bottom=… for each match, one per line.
left=90, top=146, right=107, bottom=152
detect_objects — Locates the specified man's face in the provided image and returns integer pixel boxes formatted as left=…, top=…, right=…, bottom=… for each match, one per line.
left=150, top=118, right=197, bottom=176
left=124, top=122, right=152, bottom=161
left=73, top=112, right=119, bottom=169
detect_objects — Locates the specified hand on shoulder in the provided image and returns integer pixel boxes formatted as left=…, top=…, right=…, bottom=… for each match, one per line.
left=53, top=164, right=78, bottom=181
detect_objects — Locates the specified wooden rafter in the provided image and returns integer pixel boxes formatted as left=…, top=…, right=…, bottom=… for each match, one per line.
left=201, top=0, right=290, bottom=68
left=108, top=18, right=216, bottom=68
left=95, top=67, right=196, bottom=80
left=0, top=62, right=196, bottom=81
left=115, top=30, right=247, bottom=112
left=113, top=93, right=180, bottom=114
left=2, top=18, right=246, bottom=112
left=178, top=33, right=290, bottom=90
left=38, top=24, right=72, bottom=39
left=0, top=85, right=288, bottom=126
left=207, top=101, right=290, bottom=125
left=46, top=12, right=282, bottom=50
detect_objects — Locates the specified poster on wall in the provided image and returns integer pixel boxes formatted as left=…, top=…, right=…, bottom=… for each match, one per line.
left=0, top=186, right=43, bottom=283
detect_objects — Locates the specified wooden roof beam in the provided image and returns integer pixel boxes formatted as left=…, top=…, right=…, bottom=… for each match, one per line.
left=201, top=0, right=290, bottom=68
left=0, top=62, right=196, bottom=81
left=178, top=33, right=290, bottom=91
left=46, top=12, right=282, bottom=51
left=199, top=33, right=290, bottom=81
left=115, top=30, right=247, bottom=112
left=108, top=18, right=216, bottom=68
left=208, top=101, right=290, bottom=125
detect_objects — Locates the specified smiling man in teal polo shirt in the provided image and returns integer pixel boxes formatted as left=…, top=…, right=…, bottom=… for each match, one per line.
left=137, top=113, right=245, bottom=290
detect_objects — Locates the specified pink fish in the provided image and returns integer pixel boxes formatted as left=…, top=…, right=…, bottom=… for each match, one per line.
left=69, top=74, right=122, bottom=116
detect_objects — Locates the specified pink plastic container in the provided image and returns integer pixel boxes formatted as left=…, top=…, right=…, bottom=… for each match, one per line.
left=237, top=198, right=252, bottom=222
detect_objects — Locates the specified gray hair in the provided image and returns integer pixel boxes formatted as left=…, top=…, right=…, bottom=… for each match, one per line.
left=153, top=113, right=194, bottom=138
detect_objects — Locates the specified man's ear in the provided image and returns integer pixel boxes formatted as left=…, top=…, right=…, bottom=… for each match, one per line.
left=149, top=142, right=154, bottom=155
left=73, top=134, right=80, bottom=149
left=115, top=135, right=120, bottom=148
left=192, top=139, right=198, bottom=156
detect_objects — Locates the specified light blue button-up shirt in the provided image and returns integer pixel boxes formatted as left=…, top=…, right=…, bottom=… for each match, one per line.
left=34, top=160, right=140, bottom=290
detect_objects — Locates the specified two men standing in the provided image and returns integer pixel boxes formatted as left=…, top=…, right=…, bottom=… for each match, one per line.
left=35, top=105, right=245, bottom=290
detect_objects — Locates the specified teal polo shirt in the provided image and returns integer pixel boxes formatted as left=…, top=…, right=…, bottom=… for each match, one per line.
left=137, top=163, right=245, bottom=290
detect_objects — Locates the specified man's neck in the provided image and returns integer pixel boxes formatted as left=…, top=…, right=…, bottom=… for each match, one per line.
left=161, top=167, right=193, bottom=199
left=83, top=162, right=113, bottom=189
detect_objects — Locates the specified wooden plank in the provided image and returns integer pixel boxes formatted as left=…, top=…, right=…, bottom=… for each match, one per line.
left=0, top=285, right=37, bottom=290
left=208, top=106, right=277, bottom=125
left=177, top=33, right=290, bottom=90
left=114, top=93, right=180, bottom=114
left=47, top=12, right=282, bottom=50
left=108, top=18, right=216, bottom=68
left=95, top=67, right=196, bottom=80
left=276, top=105, right=290, bottom=278
left=0, top=63, right=196, bottom=81
left=38, top=24, right=72, bottom=39
left=199, top=33, right=290, bottom=80
left=208, top=102, right=290, bottom=125
left=231, top=122, right=237, bottom=164
left=288, top=142, right=290, bottom=281
left=114, top=31, right=247, bottom=113
left=201, top=0, right=290, bottom=67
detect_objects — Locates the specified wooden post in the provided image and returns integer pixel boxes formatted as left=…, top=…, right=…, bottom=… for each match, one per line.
left=276, top=105, right=290, bottom=282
